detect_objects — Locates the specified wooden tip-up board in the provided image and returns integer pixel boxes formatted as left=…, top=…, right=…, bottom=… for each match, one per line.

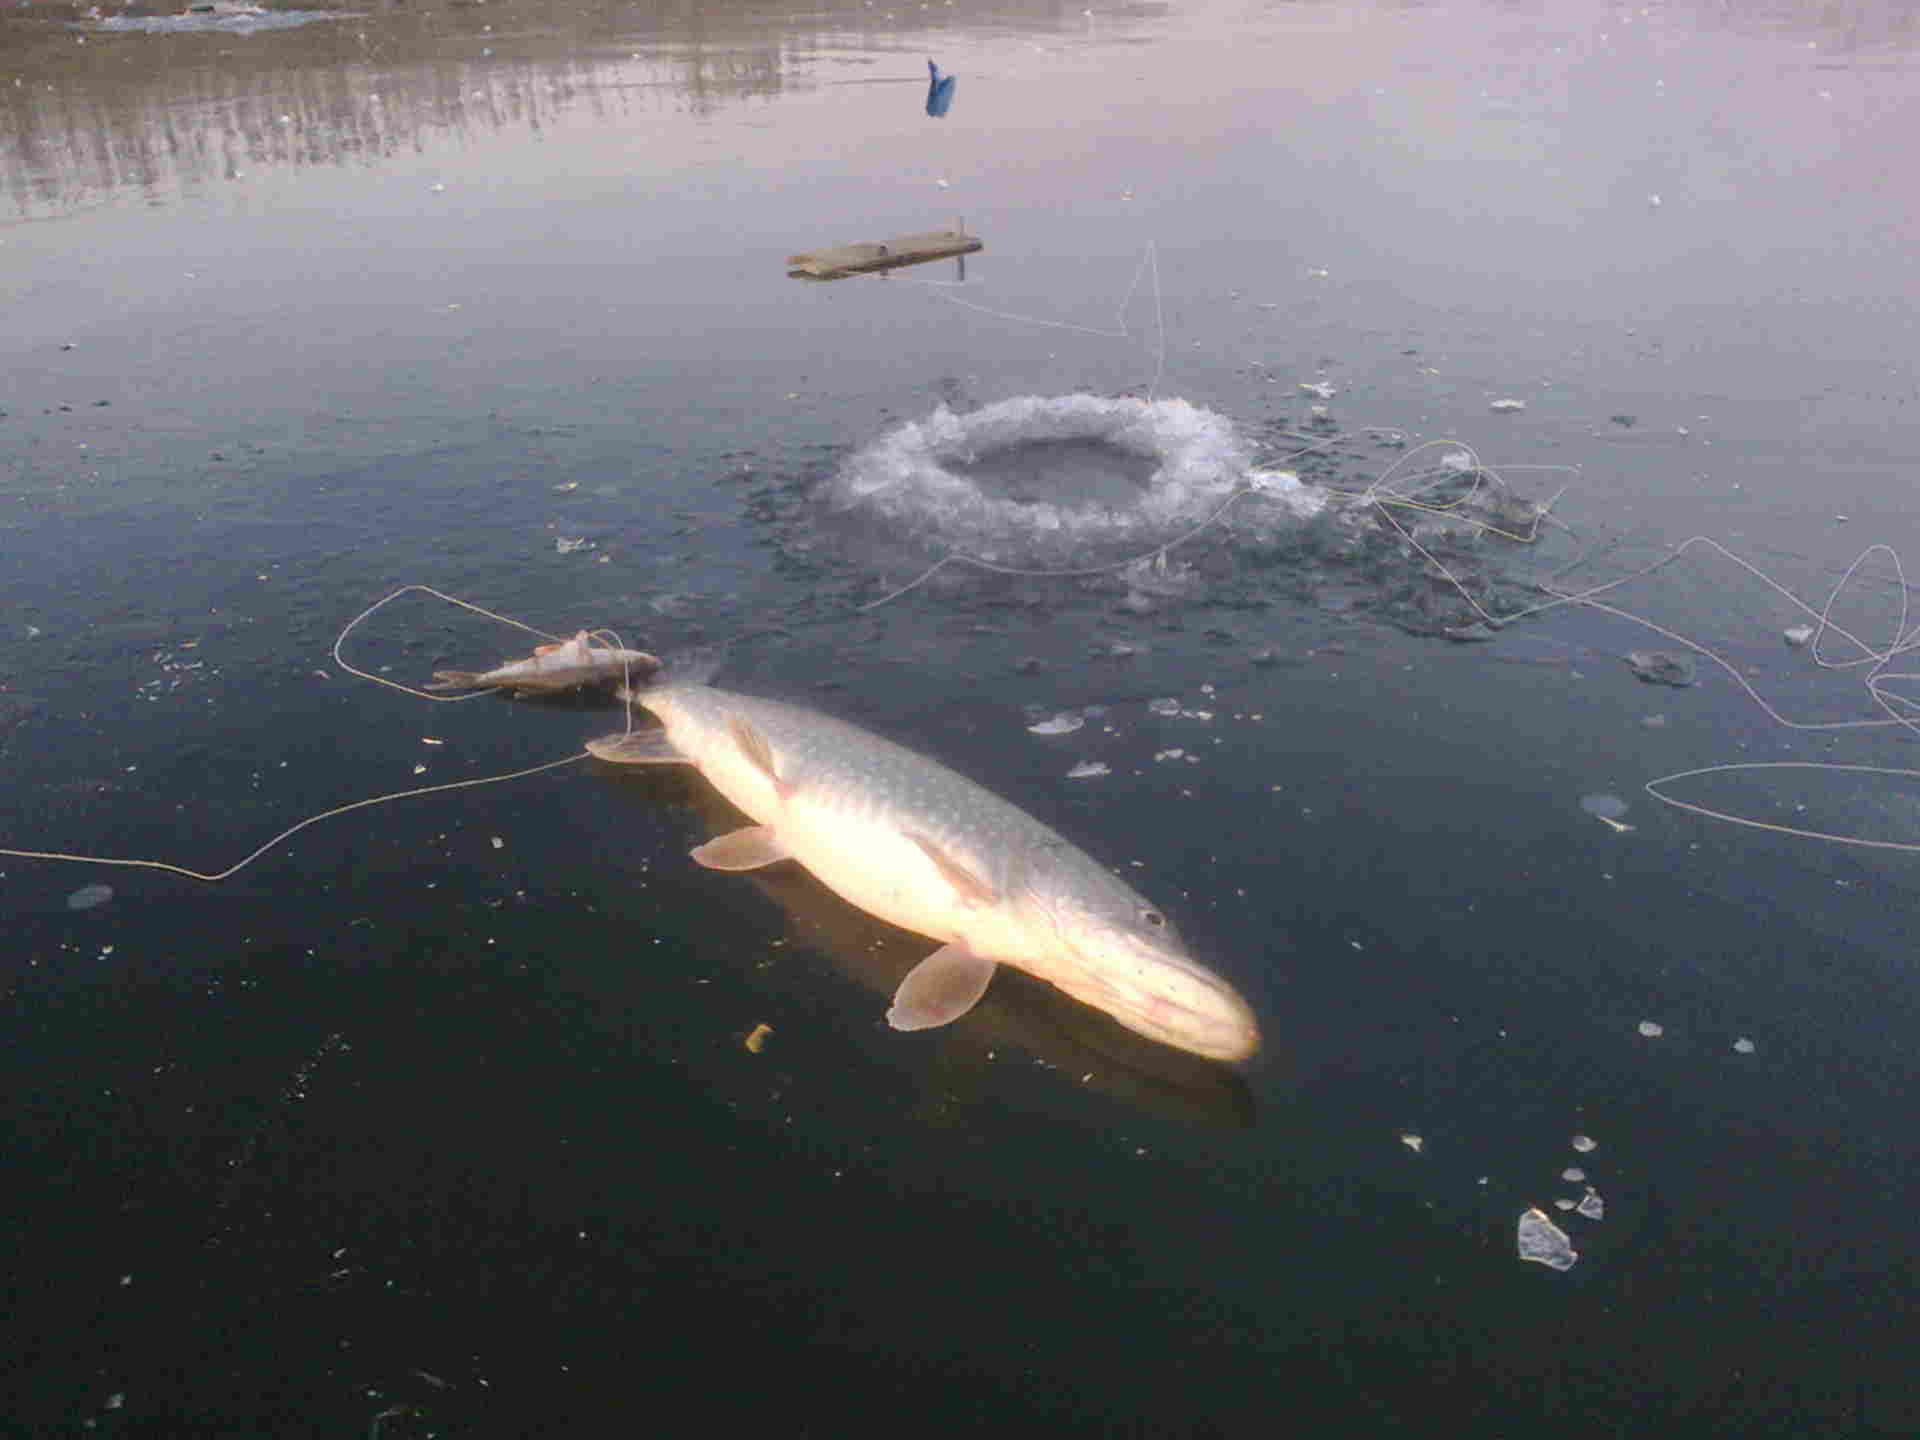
left=786, top=229, right=983, bottom=281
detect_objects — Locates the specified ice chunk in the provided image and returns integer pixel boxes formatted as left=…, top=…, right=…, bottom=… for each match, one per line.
left=1626, top=649, right=1696, bottom=686
left=1638, top=1020, right=1664, bottom=1037
left=67, top=883, right=113, bottom=911
left=1576, top=1187, right=1605, bottom=1220
left=1028, top=712, right=1084, bottom=736
left=1518, top=1208, right=1578, bottom=1269
left=1066, top=760, right=1110, bottom=780
left=1733, top=1037, right=1756, bottom=1054
left=1489, top=398, right=1527, bottom=413
left=1571, top=1134, right=1597, bottom=1153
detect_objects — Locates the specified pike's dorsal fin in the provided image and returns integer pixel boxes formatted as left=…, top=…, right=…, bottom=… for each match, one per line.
left=906, top=833, right=996, bottom=908
left=585, top=730, right=690, bottom=765
left=887, top=942, right=998, bottom=1031
left=729, top=714, right=782, bottom=788
left=532, top=631, right=587, bottom=659
left=690, top=825, right=791, bottom=871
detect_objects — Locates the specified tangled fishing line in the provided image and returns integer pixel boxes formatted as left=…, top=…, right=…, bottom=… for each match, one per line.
left=858, top=237, right=1920, bottom=852
left=0, top=587, right=644, bottom=883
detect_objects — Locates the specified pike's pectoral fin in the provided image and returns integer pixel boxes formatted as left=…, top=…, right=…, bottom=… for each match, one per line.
left=585, top=729, right=690, bottom=765
left=886, top=942, right=998, bottom=1032
left=690, top=825, right=792, bottom=871
left=905, top=833, right=996, bottom=908
left=729, top=715, right=776, bottom=779
left=727, top=714, right=792, bottom=799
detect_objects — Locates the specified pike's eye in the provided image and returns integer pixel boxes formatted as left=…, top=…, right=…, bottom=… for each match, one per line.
left=1141, top=908, right=1167, bottom=929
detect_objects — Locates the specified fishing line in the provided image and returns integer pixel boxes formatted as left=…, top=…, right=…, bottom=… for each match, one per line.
left=1387, top=524, right=1920, bottom=848
left=0, top=588, right=657, bottom=884
left=332, top=583, right=563, bottom=701
left=828, top=210, right=1920, bottom=847
left=13, top=278, right=1906, bottom=874
left=889, top=240, right=1168, bottom=399
left=846, top=225, right=1575, bottom=604
left=841, top=384, right=1920, bottom=852
left=0, top=755, right=587, bottom=883
left=857, top=432, right=1570, bottom=611
left=1643, top=763, right=1920, bottom=854
left=325, top=343, right=1918, bottom=857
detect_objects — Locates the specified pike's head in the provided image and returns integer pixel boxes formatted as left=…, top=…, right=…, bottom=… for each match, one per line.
left=1020, top=858, right=1261, bottom=1063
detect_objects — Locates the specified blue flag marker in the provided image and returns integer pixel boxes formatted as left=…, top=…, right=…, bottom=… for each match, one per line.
left=926, top=59, right=956, bottom=118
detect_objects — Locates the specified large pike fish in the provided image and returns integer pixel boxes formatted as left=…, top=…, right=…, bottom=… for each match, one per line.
left=585, top=669, right=1260, bottom=1062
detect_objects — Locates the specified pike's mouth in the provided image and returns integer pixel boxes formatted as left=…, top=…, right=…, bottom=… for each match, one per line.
left=1058, top=951, right=1260, bottom=1063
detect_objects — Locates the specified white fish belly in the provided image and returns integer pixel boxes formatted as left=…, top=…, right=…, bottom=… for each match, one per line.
left=780, top=793, right=971, bottom=943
